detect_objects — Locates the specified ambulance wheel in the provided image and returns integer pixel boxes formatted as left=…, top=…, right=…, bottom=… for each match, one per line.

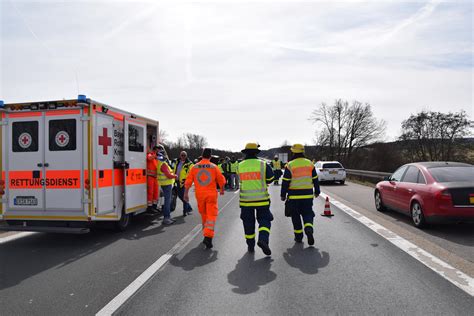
left=115, top=210, right=130, bottom=232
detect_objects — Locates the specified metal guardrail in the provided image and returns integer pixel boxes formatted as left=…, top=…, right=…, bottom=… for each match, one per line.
left=345, top=169, right=391, bottom=179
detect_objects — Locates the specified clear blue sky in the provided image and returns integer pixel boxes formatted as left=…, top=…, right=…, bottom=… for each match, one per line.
left=1, top=0, right=472, bottom=151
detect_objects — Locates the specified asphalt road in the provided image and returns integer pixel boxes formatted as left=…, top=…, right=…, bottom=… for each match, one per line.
left=320, top=181, right=474, bottom=274
left=1, top=185, right=473, bottom=315
left=0, top=190, right=235, bottom=315
left=119, top=185, right=473, bottom=315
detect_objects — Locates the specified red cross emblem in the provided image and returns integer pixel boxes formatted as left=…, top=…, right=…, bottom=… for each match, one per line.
left=18, top=132, right=32, bottom=149
left=98, top=128, right=112, bottom=155
left=55, top=131, right=70, bottom=147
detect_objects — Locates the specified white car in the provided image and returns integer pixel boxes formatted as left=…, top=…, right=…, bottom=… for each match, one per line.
left=315, top=161, right=346, bottom=184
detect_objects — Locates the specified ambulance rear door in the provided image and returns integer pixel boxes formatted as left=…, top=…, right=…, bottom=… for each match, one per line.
left=6, top=112, right=45, bottom=212
left=95, top=112, right=115, bottom=215
left=123, top=117, right=147, bottom=213
left=44, top=110, right=83, bottom=211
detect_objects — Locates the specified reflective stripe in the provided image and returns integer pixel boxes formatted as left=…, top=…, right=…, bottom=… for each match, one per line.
left=282, top=177, right=291, bottom=181
left=288, top=195, right=314, bottom=200
left=204, top=226, right=215, bottom=231
left=258, top=227, right=270, bottom=233
left=245, top=234, right=256, bottom=239
left=294, top=229, right=303, bottom=233
left=240, top=201, right=270, bottom=207
left=304, top=223, right=313, bottom=228
left=240, top=193, right=270, bottom=200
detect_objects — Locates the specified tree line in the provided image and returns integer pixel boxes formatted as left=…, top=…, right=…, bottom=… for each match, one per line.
left=309, top=99, right=472, bottom=171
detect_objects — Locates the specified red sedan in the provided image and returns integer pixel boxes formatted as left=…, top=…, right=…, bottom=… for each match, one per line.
left=374, top=162, right=474, bottom=228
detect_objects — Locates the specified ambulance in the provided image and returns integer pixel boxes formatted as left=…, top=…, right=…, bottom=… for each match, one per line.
left=0, top=95, right=160, bottom=233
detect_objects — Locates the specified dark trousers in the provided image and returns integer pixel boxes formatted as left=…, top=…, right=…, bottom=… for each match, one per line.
left=240, top=206, right=273, bottom=247
left=288, top=199, right=315, bottom=240
left=273, top=169, right=282, bottom=184
left=177, top=185, right=192, bottom=213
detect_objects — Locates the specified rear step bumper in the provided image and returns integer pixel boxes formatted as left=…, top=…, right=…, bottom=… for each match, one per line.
left=0, top=225, right=90, bottom=234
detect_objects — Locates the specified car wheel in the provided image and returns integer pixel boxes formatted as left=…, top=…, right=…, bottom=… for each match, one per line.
left=115, top=209, right=130, bottom=232
left=340, top=180, right=345, bottom=185
left=411, top=201, right=426, bottom=228
left=374, top=190, right=386, bottom=212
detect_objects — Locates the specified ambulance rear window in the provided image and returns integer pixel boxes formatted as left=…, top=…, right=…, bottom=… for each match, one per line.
left=49, top=119, right=77, bottom=151
left=12, top=121, right=39, bottom=152
left=128, top=124, right=144, bottom=152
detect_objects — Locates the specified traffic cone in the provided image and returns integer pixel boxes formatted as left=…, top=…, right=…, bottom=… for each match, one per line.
left=321, top=196, right=334, bottom=217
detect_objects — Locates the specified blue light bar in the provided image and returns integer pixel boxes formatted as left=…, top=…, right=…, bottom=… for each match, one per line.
left=78, top=95, right=87, bottom=102
left=0, top=100, right=4, bottom=108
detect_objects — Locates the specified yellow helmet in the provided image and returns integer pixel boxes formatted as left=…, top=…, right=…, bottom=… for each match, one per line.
left=241, top=142, right=260, bottom=153
left=290, top=143, right=305, bottom=153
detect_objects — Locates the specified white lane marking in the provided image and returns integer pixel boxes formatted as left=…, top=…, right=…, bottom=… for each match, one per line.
left=0, top=232, right=37, bottom=244
left=234, top=189, right=240, bottom=194
left=319, top=192, right=474, bottom=297
left=97, top=194, right=239, bottom=316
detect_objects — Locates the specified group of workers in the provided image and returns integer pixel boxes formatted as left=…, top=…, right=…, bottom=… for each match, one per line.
left=146, top=142, right=320, bottom=255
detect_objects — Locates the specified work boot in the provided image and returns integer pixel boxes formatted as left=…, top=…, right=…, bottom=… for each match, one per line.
left=162, top=218, right=174, bottom=225
left=305, top=227, right=314, bottom=246
left=203, top=237, right=213, bottom=249
left=248, top=245, right=255, bottom=253
left=294, top=237, right=303, bottom=243
left=257, top=240, right=271, bottom=256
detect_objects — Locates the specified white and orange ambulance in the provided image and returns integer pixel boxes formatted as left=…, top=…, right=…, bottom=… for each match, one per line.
left=0, top=95, right=160, bottom=233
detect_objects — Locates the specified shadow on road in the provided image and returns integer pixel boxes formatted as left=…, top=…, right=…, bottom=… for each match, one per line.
left=283, top=243, right=330, bottom=274
left=227, top=253, right=277, bottom=294
left=379, top=209, right=474, bottom=247
left=0, top=212, right=180, bottom=290
left=169, top=245, right=218, bottom=271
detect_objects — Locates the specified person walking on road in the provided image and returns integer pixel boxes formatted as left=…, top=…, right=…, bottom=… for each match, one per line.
left=237, top=143, right=275, bottom=255
left=270, top=155, right=282, bottom=185
left=157, top=145, right=178, bottom=225
left=146, top=146, right=160, bottom=213
left=184, top=148, right=226, bottom=249
left=280, top=144, right=320, bottom=245
left=173, top=151, right=194, bottom=216
left=229, top=156, right=239, bottom=190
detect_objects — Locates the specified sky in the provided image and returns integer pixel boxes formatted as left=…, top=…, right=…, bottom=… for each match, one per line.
left=1, top=0, right=473, bottom=152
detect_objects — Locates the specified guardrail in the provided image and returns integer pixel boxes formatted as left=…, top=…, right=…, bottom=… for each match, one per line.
left=345, top=169, right=391, bottom=179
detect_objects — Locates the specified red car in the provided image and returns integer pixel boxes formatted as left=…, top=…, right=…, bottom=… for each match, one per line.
left=374, top=162, right=474, bottom=228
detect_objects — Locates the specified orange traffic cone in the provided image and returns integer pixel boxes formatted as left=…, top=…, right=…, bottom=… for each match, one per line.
left=321, top=196, right=334, bottom=217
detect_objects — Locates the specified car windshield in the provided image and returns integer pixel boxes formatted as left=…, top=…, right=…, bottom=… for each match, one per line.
left=323, top=163, right=343, bottom=169
left=429, top=166, right=474, bottom=183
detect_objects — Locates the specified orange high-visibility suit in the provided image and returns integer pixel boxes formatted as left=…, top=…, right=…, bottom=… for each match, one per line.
left=185, top=158, right=226, bottom=238
left=147, top=151, right=159, bottom=206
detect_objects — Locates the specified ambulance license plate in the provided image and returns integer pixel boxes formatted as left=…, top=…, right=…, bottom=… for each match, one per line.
left=329, top=171, right=338, bottom=174
left=14, top=196, right=38, bottom=206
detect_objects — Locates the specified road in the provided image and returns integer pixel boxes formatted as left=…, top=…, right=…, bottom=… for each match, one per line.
left=1, top=184, right=473, bottom=315
left=320, top=181, right=474, bottom=275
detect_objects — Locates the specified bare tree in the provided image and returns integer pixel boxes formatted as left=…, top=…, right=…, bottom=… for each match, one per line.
left=400, top=110, right=470, bottom=161
left=310, top=99, right=386, bottom=163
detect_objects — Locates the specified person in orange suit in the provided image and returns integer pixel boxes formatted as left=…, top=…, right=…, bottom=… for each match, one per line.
left=146, top=146, right=160, bottom=212
left=184, top=148, right=226, bottom=249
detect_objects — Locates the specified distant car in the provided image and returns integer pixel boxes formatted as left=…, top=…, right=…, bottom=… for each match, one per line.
left=315, top=161, right=346, bottom=184
left=375, top=162, right=474, bottom=228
